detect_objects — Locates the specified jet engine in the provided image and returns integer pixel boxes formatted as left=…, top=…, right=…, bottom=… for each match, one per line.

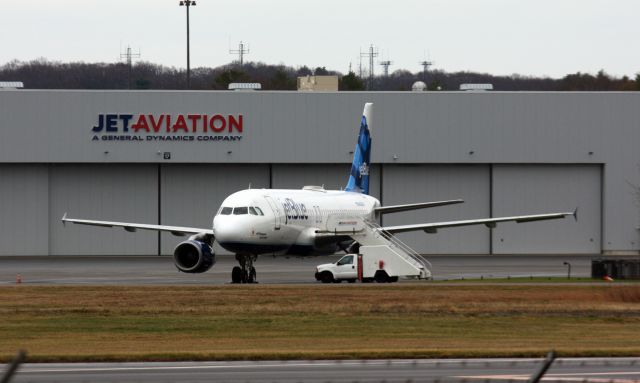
left=173, top=239, right=216, bottom=273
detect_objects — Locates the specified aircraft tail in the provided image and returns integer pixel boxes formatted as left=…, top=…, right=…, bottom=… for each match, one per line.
left=345, top=103, right=372, bottom=195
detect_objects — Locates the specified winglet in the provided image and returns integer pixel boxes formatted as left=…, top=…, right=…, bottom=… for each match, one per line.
left=573, top=207, right=578, bottom=222
left=61, top=212, right=68, bottom=226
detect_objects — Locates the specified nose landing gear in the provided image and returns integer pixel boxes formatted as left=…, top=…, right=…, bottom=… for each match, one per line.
left=232, top=254, right=258, bottom=284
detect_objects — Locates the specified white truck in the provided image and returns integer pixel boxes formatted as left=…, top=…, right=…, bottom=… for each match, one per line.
left=314, top=252, right=407, bottom=283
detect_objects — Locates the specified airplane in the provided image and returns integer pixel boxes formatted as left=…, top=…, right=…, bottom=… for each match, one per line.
left=62, top=103, right=576, bottom=283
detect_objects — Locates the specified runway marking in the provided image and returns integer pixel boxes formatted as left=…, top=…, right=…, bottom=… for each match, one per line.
left=13, top=359, right=552, bottom=374
left=18, top=361, right=424, bottom=374
left=17, top=360, right=640, bottom=375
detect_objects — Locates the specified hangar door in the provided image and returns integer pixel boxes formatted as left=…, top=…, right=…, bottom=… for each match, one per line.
left=492, top=165, right=601, bottom=254
left=382, top=165, right=491, bottom=254
left=49, top=164, right=158, bottom=256
left=0, top=165, right=49, bottom=255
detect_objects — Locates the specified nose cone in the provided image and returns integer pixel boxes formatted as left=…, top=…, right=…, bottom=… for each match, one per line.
left=214, top=215, right=264, bottom=254
left=213, top=215, right=242, bottom=244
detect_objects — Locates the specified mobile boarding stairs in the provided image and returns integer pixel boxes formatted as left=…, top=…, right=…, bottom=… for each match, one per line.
left=324, top=216, right=432, bottom=280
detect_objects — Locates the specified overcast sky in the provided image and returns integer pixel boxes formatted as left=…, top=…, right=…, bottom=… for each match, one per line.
left=2, top=0, right=638, bottom=78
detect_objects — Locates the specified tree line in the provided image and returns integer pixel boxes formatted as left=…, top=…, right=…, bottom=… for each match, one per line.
left=1, top=58, right=638, bottom=91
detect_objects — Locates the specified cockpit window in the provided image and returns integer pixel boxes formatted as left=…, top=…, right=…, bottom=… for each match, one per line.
left=255, top=207, right=264, bottom=216
left=220, top=207, right=232, bottom=215
left=233, top=207, right=248, bottom=215
left=249, top=207, right=258, bottom=215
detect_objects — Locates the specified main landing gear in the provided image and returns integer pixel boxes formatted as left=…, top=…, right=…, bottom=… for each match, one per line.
left=232, top=254, right=258, bottom=284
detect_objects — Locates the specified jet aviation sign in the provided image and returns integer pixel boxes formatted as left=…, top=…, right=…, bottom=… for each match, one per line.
left=91, top=113, right=243, bottom=142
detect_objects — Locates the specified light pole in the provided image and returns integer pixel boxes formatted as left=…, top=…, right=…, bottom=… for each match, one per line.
left=179, top=0, right=196, bottom=89
left=563, top=261, right=572, bottom=279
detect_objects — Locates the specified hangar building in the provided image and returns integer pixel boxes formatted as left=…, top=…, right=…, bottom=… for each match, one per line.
left=0, top=90, right=638, bottom=256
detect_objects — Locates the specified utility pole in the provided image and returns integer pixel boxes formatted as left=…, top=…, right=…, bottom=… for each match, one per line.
left=179, top=0, right=196, bottom=89
left=419, top=60, right=433, bottom=84
left=120, top=45, right=140, bottom=89
left=229, top=41, right=250, bottom=66
left=360, top=45, right=378, bottom=90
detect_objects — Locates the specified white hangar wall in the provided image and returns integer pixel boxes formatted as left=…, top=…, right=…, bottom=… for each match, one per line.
left=0, top=90, right=639, bottom=255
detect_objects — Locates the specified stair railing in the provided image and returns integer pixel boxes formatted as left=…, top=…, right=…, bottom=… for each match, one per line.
left=363, top=220, right=432, bottom=276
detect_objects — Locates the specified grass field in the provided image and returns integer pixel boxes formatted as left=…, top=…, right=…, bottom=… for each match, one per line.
left=1, top=284, right=640, bottom=362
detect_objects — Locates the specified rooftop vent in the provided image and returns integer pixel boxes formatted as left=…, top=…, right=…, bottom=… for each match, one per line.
left=0, top=82, right=24, bottom=89
left=460, top=83, right=493, bottom=91
left=228, top=83, right=261, bottom=91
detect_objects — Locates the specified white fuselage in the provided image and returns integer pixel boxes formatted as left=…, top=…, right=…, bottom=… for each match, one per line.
left=213, top=188, right=380, bottom=256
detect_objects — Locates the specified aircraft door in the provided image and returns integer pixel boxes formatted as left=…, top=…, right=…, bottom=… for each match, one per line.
left=313, top=206, right=322, bottom=225
left=264, top=195, right=282, bottom=230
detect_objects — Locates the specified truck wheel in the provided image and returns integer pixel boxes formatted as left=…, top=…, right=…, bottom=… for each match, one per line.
left=361, top=278, right=374, bottom=283
left=347, top=279, right=356, bottom=283
left=388, top=276, right=399, bottom=283
left=320, top=271, right=334, bottom=284
left=374, top=270, right=389, bottom=283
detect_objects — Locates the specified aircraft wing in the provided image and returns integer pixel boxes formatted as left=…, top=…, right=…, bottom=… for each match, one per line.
left=381, top=210, right=577, bottom=234
left=374, top=199, right=464, bottom=214
left=61, top=213, right=213, bottom=236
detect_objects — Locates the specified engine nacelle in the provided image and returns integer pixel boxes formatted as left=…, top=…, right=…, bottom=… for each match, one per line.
left=173, top=240, right=216, bottom=273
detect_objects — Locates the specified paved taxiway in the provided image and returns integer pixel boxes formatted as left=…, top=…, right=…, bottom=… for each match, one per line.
left=0, top=255, right=595, bottom=285
left=7, top=358, right=640, bottom=383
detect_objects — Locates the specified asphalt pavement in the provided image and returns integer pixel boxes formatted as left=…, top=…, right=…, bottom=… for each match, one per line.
left=6, top=358, right=640, bottom=383
left=0, top=254, right=595, bottom=285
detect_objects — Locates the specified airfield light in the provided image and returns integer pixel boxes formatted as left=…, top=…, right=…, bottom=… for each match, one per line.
left=179, top=0, right=196, bottom=89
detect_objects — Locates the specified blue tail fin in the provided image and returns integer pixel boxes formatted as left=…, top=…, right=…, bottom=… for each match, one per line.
left=345, top=103, right=372, bottom=195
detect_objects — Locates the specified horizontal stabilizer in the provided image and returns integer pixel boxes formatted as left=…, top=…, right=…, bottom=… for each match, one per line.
left=382, top=211, right=575, bottom=234
left=374, top=199, right=464, bottom=215
left=61, top=215, right=213, bottom=237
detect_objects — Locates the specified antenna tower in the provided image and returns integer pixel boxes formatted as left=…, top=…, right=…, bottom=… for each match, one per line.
left=360, top=45, right=379, bottom=90
left=379, top=60, right=392, bottom=77
left=230, top=41, right=250, bottom=65
left=419, top=60, right=433, bottom=83
left=120, top=45, right=141, bottom=89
